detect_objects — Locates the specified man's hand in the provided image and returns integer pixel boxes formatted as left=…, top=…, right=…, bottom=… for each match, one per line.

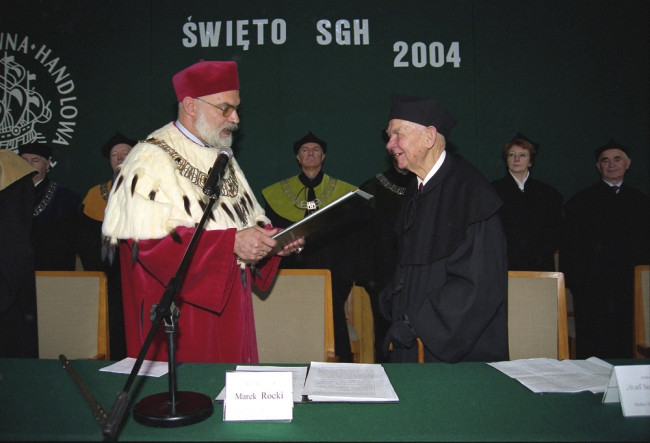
left=234, top=226, right=305, bottom=262
left=277, top=237, right=305, bottom=257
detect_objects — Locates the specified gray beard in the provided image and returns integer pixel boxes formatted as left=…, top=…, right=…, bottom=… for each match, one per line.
left=195, top=108, right=235, bottom=148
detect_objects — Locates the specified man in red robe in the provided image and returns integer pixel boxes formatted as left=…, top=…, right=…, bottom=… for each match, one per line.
left=102, top=60, right=303, bottom=363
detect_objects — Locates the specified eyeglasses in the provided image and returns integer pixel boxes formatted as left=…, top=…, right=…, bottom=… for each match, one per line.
left=194, top=97, right=240, bottom=117
left=508, top=152, right=529, bottom=159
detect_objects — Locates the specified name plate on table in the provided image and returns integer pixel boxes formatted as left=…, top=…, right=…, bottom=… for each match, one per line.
left=603, top=365, right=650, bottom=417
left=223, top=371, right=293, bottom=422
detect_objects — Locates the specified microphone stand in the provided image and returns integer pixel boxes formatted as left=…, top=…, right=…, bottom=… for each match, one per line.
left=102, top=156, right=228, bottom=438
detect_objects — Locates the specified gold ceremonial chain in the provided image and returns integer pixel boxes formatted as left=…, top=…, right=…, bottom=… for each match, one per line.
left=33, top=181, right=57, bottom=216
left=217, top=165, right=239, bottom=197
left=376, top=173, right=406, bottom=195
left=280, top=177, right=338, bottom=210
left=145, top=138, right=239, bottom=197
left=100, top=181, right=110, bottom=202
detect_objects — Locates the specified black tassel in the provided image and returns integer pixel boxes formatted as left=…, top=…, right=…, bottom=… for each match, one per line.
left=170, top=229, right=183, bottom=244
left=221, top=203, right=236, bottom=222
left=244, top=191, right=254, bottom=208
left=183, top=195, right=192, bottom=216
left=233, top=201, right=246, bottom=223
left=114, top=175, right=124, bottom=191
left=101, top=237, right=115, bottom=265
left=131, top=175, right=139, bottom=196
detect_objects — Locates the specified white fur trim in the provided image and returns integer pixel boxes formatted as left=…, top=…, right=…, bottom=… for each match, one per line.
left=102, top=122, right=269, bottom=242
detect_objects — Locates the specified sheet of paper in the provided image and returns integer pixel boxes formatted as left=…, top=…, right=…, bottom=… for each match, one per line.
left=99, top=357, right=169, bottom=378
left=488, top=357, right=612, bottom=393
left=215, top=366, right=308, bottom=403
left=302, top=361, right=399, bottom=402
left=603, top=365, right=650, bottom=417
left=223, top=371, right=293, bottom=422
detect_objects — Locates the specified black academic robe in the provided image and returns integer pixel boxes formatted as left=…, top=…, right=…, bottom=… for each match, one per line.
left=0, top=173, right=38, bottom=358
left=562, top=180, right=650, bottom=359
left=381, top=153, right=509, bottom=363
left=492, top=174, right=563, bottom=271
left=357, top=166, right=413, bottom=361
left=32, top=177, right=81, bottom=271
left=263, top=171, right=364, bottom=362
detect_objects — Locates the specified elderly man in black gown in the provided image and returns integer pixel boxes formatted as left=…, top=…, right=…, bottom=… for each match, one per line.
left=380, top=94, right=509, bottom=363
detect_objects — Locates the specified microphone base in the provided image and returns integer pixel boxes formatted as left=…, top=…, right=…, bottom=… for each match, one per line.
left=133, top=391, right=213, bottom=428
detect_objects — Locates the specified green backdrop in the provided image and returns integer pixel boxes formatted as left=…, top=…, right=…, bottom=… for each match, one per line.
left=2, top=0, right=648, bottom=203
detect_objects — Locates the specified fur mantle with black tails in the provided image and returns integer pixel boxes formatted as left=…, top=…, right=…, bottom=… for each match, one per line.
left=102, top=122, right=269, bottom=245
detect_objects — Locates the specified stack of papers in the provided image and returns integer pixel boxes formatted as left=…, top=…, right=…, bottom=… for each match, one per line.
left=302, top=362, right=399, bottom=402
left=488, top=357, right=613, bottom=393
left=216, top=362, right=399, bottom=403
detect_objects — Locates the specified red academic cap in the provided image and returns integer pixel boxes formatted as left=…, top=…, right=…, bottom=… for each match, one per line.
left=172, top=60, right=240, bottom=102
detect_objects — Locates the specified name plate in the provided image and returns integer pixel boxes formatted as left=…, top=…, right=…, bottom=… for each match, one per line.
left=603, top=365, right=650, bottom=417
left=223, top=371, right=293, bottom=421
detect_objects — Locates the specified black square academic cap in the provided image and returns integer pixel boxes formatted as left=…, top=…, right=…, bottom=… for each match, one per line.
left=18, top=142, right=52, bottom=159
left=293, top=131, right=327, bottom=154
left=593, top=138, right=629, bottom=159
left=101, top=132, right=138, bottom=158
left=388, top=94, right=457, bottom=138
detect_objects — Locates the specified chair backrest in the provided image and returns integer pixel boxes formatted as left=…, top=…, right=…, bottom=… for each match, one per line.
left=634, top=265, right=650, bottom=358
left=35, top=271, right=109, bottom=360
left=507, top=271, right=569, bottom=360
left=346, top=284, right=375, bottom=363
left=252, top=269, right=335, bottom=363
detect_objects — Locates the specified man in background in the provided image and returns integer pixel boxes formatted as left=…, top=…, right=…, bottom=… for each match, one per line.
left=262, top=131, right=360, bottom=362
left=562, top=139, right=650, bottom=359
left=78, top=132, right=137, bottom=360
left=19, top=143, right=80, bottom=271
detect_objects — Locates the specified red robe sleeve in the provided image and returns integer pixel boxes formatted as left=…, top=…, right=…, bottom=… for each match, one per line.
left=125, top=225, right=280, bottom=314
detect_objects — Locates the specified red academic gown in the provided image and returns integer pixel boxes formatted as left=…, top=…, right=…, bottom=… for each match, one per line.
left=120, top=226, right=280, bottom=363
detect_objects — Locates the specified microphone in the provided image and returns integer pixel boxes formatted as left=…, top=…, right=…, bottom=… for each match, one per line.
left=203, top=147, right=233, bottom=196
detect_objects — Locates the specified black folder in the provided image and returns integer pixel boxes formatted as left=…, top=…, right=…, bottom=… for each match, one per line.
left=270, top=189, right=373, bottom=254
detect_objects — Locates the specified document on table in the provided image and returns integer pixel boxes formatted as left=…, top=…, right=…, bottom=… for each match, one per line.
left=488, top=357, right=613, bottom=393
left=99, top=358, right=169, bottom=378
left=215, top=365, right=308, bottom=403
left=302, top=361, right=399, bottom=402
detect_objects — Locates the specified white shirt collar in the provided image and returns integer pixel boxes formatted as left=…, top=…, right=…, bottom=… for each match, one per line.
left=509, top=170, right=529, bottom=191
left=418, top=150, right=446, bottom=188
left=174, top=120, right=207, bottom=147
left=603, top=179, right=623, bottom=188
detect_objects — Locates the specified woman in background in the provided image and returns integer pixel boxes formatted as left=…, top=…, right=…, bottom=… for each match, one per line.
left=492, top=133, right=563, bottom=271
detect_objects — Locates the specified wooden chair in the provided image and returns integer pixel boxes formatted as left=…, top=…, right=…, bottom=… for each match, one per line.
left=35, top=271, right=109, bottom=360
left=508, top=271, right=569, bottom=360
left=252, top=269, right=336, bottom=363
left=345, top=284, right=375, bottom=363
left=633, top=265, right=650, bottom=358
left=389, top=271, right=570, bottom=363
